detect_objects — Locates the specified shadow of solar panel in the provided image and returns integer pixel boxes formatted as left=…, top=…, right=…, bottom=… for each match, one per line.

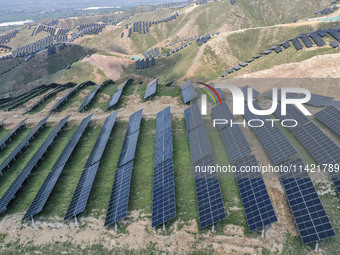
left=255, top=124, right=297, bottom=165
left=64, top=162, right=100, bottom=220
left=184, top=103, right=203, bottom=132
left=193, top=156, right=226, bottom=228
left=0, top=118, right=27, bottom=150
left=220, top=125, right=252, bottom=164
left=117, top=130, right=140, bottom=168
left=234, top=155, right=277, bottom=231
left=126, top=109, right=143, bottom=136
left=188, top=125, right=212, bottom=164
left=315, top=106, right=340, bottom=136
left=152, top=158, right=176, bottom=227
left=182, top=84, right=198, bottom=104
left=280, top=158, right=335, bottom=244
left=0, top=116, right=48, bottom=175
left=144, top=79, right=158, bottom=99
left=274, top=104, right=310, bottom=131
left=154, top=128, right=173, bottom=166
left=85, top=112, right=118, bottom=168
left=0, top=115, right=70, bottom=214
left=211, top=102, right=234, bottom=130
left=104, top=161, right=134, bottom=226
left=156, top=106, right=172, bottom=133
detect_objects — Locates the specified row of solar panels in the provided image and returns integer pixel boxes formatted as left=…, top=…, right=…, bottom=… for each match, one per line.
left=0, top=83, right=61, bottom=111
left=136, top=57, right=156, bottom=69
left=142, top=48, right=161, bottom=59
left=165, top=32, right=220, bottom=48
left=204, top=98, right=338, bottom=244
left=196, top=34, right=212, bottom=46
left=221, top=27, right=340, bottom=77
left=314, top=6, right=339, bottom=15
left=166, top=41, right=193, bottom=57
left=0, top=30, right=19, bottom=45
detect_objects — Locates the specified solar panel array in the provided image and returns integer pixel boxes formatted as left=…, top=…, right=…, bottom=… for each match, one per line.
left=78, top=80, right=113, bottom=111
left=291, top=38, right=303, bottom=50
left=144, top=79, right=158, bottom=99
left=181, top=80, right=198, bottom=104
left=274, top=106, right=340, bottom=196
left=244, top=103, right=298, bottom=165
left=184, top=103, right=226, bottom=228
left=0, top=118, right=27, bottom=150
left=152, top=107, right=176, bottom=227
left=279, top=158, right=335, bottom=244
left=50, top=81, right=95, bottom=113
left=234, top=155, right=278, bottom=231
left=22, top=114, right=93, bottom=221
left=105, top=109, right=143, bottom=226
left=212, top=102, right=277, bottom=232
left=107, top=80, right=130, bottom=110
left=0, top=115, right=70, bottom=214
left=0, top=117, right=49, bottom=175
left=315, top=106, right=340, bottom=136
left=64, top=112, right=118, bottom=220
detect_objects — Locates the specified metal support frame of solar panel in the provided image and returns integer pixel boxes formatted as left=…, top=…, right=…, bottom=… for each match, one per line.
left=193, top=155, right=226, bottom=228
left=64, top=112, right=118, bottom=220
left=144, top=79, right=158, bottom=99
left=78, top=80, right=112, bottom=111
left=0, top=115, right=70, bottom=214
left=49, top=81, right=95, bottom=113
left=279, top=158, right=335, bottom=244
left=0, top=116, right=49, bottom=175
left=184, top=103, right=203, bottom=132
left=244, top=104, right=298, bottom=165
left=0, top=117, right=7, bottom=126
left=107, top=80, right=129, bottom=110
left=0, top=118, right=27, bottom=150
left=22, top=113, right=92, bottom=221
left=314, top=106, right=340, bottom=136
left=152, top=107, right=175, bottom=227
left=234, top=155, right=277, bottom=231
left=105, top=109, right=143, bottom=227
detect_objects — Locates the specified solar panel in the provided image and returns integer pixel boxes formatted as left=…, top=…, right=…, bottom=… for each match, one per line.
left=154, top=127, right=173, bottom=166
left=300, top=36, right=313, bottom=48
left=64, top=162, right=100, bottom=220
left=156, top=106, right=171, bottom=133
left=314, top=106, right=340, bottom=136
left=107, top=89, right=123, bottom=110
left=0, top=118, right=27, bottom=150
left=309, top=33, right=325, bottom=47
left=126, top=109, right=143, bottom=136
left=234, top=155, right=277, bottom=231
left=182, top=85, right=198, bottom=104
left=211, top=102, right=234, bottom=130
left=255, top=124, right=298, bottom=165
left=184, top=103, right=203, bottom=132
left=152, top=158, right=176, bottom=227
left=104, top=161, right=134, bottom=226
left=85, top=111, right=118, bottom=168
left=188, top=124, right=213, bottom=164
left=117, top=130, right=140, bottom=167
left=181, top=80, right=193, bottom=90
left=280, top=158, right=336, bottom=244
left=0, top=116, right=49, bottom=175
left=78, top=81, right=112, bottom=111
left=291, top=38, right=303, bottom=50
left=144, top=79, right=158, bottom=99
left=0, top=115, right=70, bottom=214
left=274, top=104, right=311, bottom=131
left=193, top=155, right=226, bottom=228
left=241, top=86, right=259, bottom=102
left=206, top=87, right=225, bottom=104
left=220, top=125, right=252, bottom=164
